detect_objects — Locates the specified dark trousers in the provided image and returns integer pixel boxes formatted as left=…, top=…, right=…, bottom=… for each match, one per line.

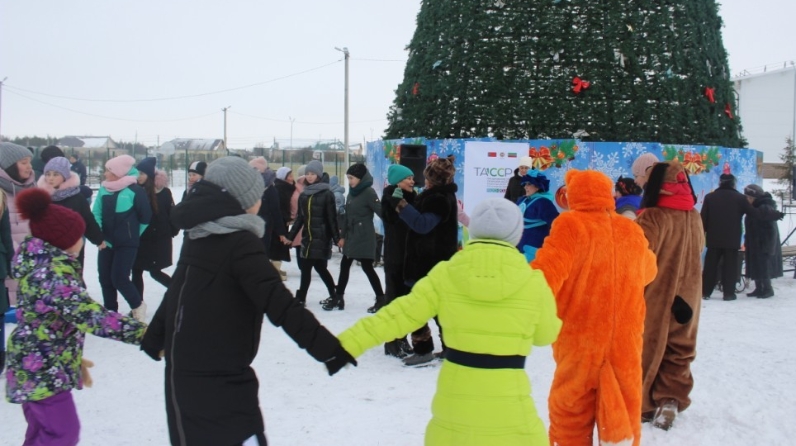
left=294, top=247, right=305, bottom=270
left=298, top=258, right=337, bottom=297
left=384, top=263, right=409, bottom=304
left=337, top=255, right=384, bottom=296
left=375, top=234, right=384, bottom=263
left=98, top=247, right=143, bottom=312
left=132, top=268, right=172, bottom=300
left=702, top=248, right=739, bottom=297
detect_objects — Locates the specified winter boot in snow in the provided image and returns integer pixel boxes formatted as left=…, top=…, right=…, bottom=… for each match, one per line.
left=758, top=279, right=774, bottom=299
left=402, top=352, right=437, bottom=367
left=399, top=337, right=414, bottom=356
left=295, top=289, right=307, bottom=307
left=367, top=295, right=387, bottom=314
left=131, top=301, right=147, bottom=323
left=322, top=294, right=345, bottom=311
left=652, top=398, right=679, bottom=431
left=384, top=339, right=409, bottom=358
left=747, top=280, right=763, bottom=297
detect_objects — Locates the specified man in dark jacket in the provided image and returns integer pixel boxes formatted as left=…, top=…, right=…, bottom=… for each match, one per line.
left=141, top=157, right=354, bottom=446
left=388, top=156, right=459, bottom=366
left=69, top=154, right=88, bottom=186
left=504, top=156, right=532, bottom=203
left=701, top=174, right=782, bottom=300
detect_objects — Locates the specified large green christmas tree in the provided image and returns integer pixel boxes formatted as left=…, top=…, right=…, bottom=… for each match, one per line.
left=385, top=0, right=744, bottom=146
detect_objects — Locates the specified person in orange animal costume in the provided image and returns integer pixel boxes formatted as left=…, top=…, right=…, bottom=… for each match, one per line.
left=531, top=169, right=657, bottom=446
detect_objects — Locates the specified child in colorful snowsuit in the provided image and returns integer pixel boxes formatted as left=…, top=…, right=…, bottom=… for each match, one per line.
left=335, top=198, right=561, bottom=445
left=5, top=188, right=146, bottom=446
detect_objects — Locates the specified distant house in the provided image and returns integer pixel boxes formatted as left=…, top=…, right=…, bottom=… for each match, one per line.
left=57, top=136, right=118, bottom=151
left=157, top=138, right=226, bottom=154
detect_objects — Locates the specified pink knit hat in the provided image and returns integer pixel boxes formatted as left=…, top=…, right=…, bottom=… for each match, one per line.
left=248, top=157, right=268, bottom=173
left=105, top=155, right=136, bottom=178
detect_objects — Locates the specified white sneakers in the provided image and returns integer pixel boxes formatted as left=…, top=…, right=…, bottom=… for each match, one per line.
left=131, top=301, right=148, bottom=323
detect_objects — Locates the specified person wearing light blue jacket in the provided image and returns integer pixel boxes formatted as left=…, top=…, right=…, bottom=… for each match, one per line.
left=92, top=155, right=152, bottom=321
left=516, top=170, right=558, bottom=262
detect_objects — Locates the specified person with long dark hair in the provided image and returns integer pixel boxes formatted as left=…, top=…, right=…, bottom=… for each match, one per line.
left=272, top=167, right=295, bottom=280
left=133, top=159, right=178, bottom=299
left=285, top=161, right=340, bottom=306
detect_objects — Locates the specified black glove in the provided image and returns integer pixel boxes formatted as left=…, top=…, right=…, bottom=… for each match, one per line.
left=324, top=345, right=357, bottom=376
left=778, top=211, right=786, bottom=221
left=671, top=295, right=693, bottom=324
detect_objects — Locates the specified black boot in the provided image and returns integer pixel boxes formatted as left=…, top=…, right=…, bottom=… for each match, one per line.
left=322, top=294, right=345, bottom=311
left=295, top=289, right=307, bottom=307
left=758, top=279, right=774, bottom=299
left=747, top=280, right=763, bottom=297
left=367, top=295, right=387, bottom=314
left=384, top=339, right=409, bottom=358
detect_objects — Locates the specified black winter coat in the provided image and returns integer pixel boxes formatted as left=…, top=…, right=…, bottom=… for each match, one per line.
left=341, top=173, right=381, bottom=260
left=701, top=185, right=780, bottom=249
left=142, top=180, right=340, bottom=446
left=259, top=184, right=288, bottom=260
left=274, top=179, right=296, bottom=224
left=70, top=159, right=88, bottom=186
left=134, top=187, right=178, bottom=271
left=744, top=194, right=783, bottom=280
left=287, top=184, right=340, bottom=260
left=402, top=182, right=459, bottom=283
left=504, top=169, right=524, bottom=204
left=381, top=185, right=416, bottom=268
left=52, top=192, right=104, bottom=247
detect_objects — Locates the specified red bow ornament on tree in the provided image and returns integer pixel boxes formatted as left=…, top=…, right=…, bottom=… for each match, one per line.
left=724, top=103, right=733, bottom=119
left=704, top=87, right=716, bottom=103
left=572, top=76, right=591, bottom=94
left=412, top=82, right=420, bottom=96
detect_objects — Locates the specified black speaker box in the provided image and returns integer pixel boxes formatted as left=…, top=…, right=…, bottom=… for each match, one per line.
left=399, top=144, right=428, bottom=185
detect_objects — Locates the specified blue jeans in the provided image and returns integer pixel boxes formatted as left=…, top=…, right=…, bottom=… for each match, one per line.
left=98, top=247, right=143, bottom=312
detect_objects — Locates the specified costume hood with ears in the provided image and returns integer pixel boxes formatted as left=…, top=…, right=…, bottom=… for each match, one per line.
left=640, top=159, right=696, bottom=209
left=564, top=169, right=616, bottom=212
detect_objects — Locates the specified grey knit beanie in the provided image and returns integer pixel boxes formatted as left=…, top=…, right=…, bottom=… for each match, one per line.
left=468, top=198, right=524, bottom=246
left=0, top=142, right=33, bottom=171
left=305, top=160, right=324, bottom=177
left=204, top=156, right=264, bottom=210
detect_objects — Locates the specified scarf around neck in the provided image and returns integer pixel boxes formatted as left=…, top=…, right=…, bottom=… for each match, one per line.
left=188, top=214, right=265, bottom=240
left=101, top=175, right=137, bottom=193
left=657, top=182, right=695, bottom=211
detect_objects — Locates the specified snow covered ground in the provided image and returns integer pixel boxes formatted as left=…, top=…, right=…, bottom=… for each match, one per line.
left=3, top=185, right=796, bottom=445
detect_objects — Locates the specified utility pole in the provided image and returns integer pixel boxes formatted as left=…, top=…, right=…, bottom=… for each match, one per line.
left=289, top=116, right=296, bottom=150
left=0, top=77, right=7, bottom=138
left=335, top=47, right=350, bottom=170
left=222, top=106, right=232, bottom=155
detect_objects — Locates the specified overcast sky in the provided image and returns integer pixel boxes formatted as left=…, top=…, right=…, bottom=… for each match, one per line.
left=1, top=0, right=794, bottom=149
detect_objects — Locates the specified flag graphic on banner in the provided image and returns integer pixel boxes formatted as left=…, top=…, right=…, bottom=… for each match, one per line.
left=487, top=152, right=497, bottom=157
left=508, top=152, right=517, bottom=158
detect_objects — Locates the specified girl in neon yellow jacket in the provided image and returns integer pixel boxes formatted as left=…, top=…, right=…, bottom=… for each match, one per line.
left=335, top=198, right=561, bottom=446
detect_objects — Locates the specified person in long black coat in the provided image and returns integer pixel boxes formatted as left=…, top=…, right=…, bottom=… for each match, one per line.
left=272, top=167, right=295, bottom=279
left=286, top=160, right=340, bottom=306
left=256, top=168, right=288, bottom=261
left=132, top=164, right=178, bottom=299
left=743, top=185, right=783, bottom=298
left=141, top=157, right=353, bottom=446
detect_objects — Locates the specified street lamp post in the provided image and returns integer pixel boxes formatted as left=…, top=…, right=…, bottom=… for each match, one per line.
left=335, top=47, right=350, bottom=171
left=0, top=77, right=7, bottom=138
left=222, top=106, right=232, bottom=155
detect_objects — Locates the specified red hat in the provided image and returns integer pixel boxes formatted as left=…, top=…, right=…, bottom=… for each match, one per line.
left=16, top=188, right=85, bottom=250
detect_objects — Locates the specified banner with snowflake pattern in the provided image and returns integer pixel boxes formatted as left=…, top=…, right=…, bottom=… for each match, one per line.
left=366, top=138, right=763, bottom=213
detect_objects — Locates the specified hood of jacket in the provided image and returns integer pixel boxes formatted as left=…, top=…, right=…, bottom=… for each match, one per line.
left=0, top=167, right=35, bottom=195
left=261, top=169, right=276, bottom=188
left=446, top=240, right=534, bottom=302
left=564, top=169, right=615, bottom=212
left=12, top=236, right=74, bottom=280
left=171, top=180, right=245, bottom=230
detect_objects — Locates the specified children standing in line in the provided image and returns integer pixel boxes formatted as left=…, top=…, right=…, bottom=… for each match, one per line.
left=326, top=163, right=384, bottom=312
left=37, top=156, right=105, bottom=269
left=132, top=159, right=178, bottom=299
left=532, top=169, right=658, bottom=446
left=333, top=198, right=561, bottom=445
left=285, top=160, right=340, bottom=306
left=92, top=155, right=152, bottom=322
left=5, top=188, right=146, bottom=446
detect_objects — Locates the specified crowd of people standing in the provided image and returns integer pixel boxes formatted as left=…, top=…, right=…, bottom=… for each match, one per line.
left=0, top=141, right=788, bottom=445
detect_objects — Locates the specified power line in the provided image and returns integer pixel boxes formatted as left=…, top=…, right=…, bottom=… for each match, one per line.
left=3, top=59, right=342, bottom=103
left=4, top=88, right=219, bottom=123
left=352, top=58, right=406, bottom=62
left=230, top=110, right=385, bottom=125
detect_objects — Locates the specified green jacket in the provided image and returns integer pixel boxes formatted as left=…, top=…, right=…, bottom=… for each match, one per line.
left=339, top=239, right=561, bottom=445
left=341, top=173, right=381, bottom=259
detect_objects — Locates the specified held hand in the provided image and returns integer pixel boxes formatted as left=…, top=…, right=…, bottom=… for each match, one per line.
left=81, top=359, right=95, bottom=388
left=325, top=346, right=357, bottom=376
left=283, top=238, right=293, bottom=245
left=98, top=241, right=107, bottom=250
left=338, top=239, right=345, bottom=249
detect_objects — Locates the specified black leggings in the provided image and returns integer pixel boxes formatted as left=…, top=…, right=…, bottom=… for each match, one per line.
left=132, top=268, right=172, bottom=299
left=299, top=259, right=336, bottom=297
left=337, top=255, right=384, bottom=296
